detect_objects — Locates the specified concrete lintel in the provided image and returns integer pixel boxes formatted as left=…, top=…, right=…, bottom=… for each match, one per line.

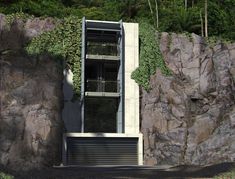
left=86, top=54, right=120, bottom=61
left=64, top=132, right=142, bottom=138
left=86, top=27, right=121, bottom=32
left=86, top=19, right=120, bottom=24
left=85, top=92, right=120, bottom=97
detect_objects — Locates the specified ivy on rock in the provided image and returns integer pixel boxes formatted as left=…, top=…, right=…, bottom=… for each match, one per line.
left=5, top=12, right=34, bottom=28
left=26, top=16, right=82, bottom=97
left=26, top=15, right=170, bottom=95
left=131, top=21, right=171, bottom=91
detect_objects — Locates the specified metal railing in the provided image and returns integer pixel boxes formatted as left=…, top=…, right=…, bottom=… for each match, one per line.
left=87, top=42, right=119, bottom=56
left=86, top=79, right=120, bottom=93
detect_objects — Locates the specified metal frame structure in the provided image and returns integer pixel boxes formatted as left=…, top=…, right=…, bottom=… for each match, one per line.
left=81, top=18, right=124, bottom=133
left=63, top=18, right=143, bottom=166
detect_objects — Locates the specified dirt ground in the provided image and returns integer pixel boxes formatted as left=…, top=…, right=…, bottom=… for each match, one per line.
left=1, top=162, right=235, bottom=179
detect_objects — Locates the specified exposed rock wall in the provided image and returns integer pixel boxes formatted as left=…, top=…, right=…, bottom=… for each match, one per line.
left=1, top=13, right=235, bottom=169
left=0, top=14, right=63, bottom=170
left=142, top=32, right=235, bottom=166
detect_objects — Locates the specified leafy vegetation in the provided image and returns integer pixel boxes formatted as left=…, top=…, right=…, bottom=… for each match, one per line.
left=5, top=12, right=33, bottom=27
left=206, top=35, right=234, bottom=48
left=0, top=172, right=13, bottom=179
left=1, top=0, right=235, bottom=90
left=131, top=21, right=171, bottom=90
left=0, top=0, right=234, bottom=41
left=26, top=16, right=82, bottom=97
left=20, top=12, right=170, bottom=91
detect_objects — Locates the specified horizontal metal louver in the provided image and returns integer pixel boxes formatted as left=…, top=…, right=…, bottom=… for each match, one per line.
left=66, top=137, right=138, bottom=165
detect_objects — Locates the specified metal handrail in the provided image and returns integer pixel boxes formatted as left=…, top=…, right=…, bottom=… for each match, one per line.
left=86, top=79, right=120, bottom=92
left=87, top=42, right=119, bottom=56
left=86, top=79, right=119, bottom=83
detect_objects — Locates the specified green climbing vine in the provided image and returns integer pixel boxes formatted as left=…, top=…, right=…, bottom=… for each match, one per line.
left=131, top=21, right=171, bottom=91
left=26, top=16, right=82, bottom=97
left=26, top=15, right=169, bottom=95
left=5, top=12, right=34, bottom=29
left=205, top=35, right=234, bottom=48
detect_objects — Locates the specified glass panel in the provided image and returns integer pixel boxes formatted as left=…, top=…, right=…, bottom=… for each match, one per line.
left=85, top=61, right=119, bottom=92
left=104, top=80, right=119, bottom=92
left=104, top=63, right=118, bottom=92
left=84, top=98, right=118, bottom=133
left=87, top=42, right=118, bottom=56
left=85, top=63, right=99, bottom=92
left=86, top=80, right=119, bottom=92
left=104, top=63, right=118, bottom=81
left=86, top=80, right=99, bottom=92
left=85, top=63, right=98, bottom=80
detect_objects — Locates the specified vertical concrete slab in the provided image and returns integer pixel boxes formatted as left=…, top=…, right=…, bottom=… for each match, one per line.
left=62, top=69, right=81, bottom=132
left=123, top=23, right=142, bottom=164
left=123, top=23, right=139, bottom=134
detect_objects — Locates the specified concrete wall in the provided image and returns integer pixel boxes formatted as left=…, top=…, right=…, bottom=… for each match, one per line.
left=123, top=23, right=139, bottom=134
left=63, top=23, right=140, bottom=135
left=62, top=22, right=142, bottom=164
left=62, top=69, right=81, bottom=132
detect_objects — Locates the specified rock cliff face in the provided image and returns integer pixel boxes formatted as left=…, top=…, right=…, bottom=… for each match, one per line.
left=1, top=14, right=235, bottom=169
left=0, top=14, right=63, bottom=170
left=142, top=32, right=235, bottom=166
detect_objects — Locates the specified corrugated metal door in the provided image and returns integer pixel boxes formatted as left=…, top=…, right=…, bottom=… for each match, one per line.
left=66, top=137, right=138, bottom=165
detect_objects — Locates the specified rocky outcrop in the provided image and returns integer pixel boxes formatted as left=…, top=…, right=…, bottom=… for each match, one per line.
left=1, top=13, right=235, bottom=169
left=142, top=32, right=235, bottom=166
left=0, top=14, right=63, bottom=170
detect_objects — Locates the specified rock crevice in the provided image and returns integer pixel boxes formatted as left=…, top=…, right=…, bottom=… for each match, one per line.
left=142, top=32, right=235, bottom=165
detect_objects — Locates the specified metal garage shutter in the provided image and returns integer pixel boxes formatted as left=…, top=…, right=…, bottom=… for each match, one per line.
left=66, top=137, right=138, bottom=165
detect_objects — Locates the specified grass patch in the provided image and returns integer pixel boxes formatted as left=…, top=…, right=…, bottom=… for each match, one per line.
left=0, top=172, right=14, bottom=179
left=214, top=167, right=235, bottom=179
